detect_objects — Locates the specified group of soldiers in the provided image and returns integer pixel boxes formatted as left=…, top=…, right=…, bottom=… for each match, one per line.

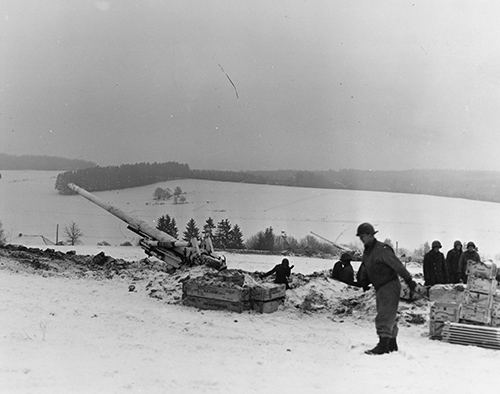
left=423, top=240, right=480, bottom=286
left=264, top=225, right=486, bottom=356
left=330, top=239, right=482, bottom=288
left=263, top=223, right=418, bottom=355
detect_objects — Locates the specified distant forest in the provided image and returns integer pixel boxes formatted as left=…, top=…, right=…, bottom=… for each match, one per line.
left=0, top=153, right=96, bottom=170
left=55, top=162, right=191, bottom=194
left=55, top=161, right=500, bottom=204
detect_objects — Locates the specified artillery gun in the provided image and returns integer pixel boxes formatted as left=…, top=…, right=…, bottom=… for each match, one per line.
left=67, top=183, right=226, bottom=271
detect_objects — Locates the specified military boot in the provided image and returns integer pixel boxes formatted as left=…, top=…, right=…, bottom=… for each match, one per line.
left=389, top=337, right=398, bottom=352
left=365, top=337, right=391, bottom=355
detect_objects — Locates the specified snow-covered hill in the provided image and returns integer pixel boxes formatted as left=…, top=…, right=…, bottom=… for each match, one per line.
left=3, top=170, right=500, bottom=258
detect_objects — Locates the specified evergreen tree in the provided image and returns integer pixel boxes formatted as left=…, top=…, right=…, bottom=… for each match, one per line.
left=203, top=217, right=216, bottom=237
left=183, top=218, right=200, bottom=242
left=228, top=224, right=245, bottom=249
left=245, top=226, right=275, bottom=251
left=157, top=215, right=171, bottom=233
left=262, top=226, right=275, bottom=251
left=168, top=218, right=179, bottom=239
left=214, top=219, right=232, bottom=249
left=156, top=214, right=179, bottom=238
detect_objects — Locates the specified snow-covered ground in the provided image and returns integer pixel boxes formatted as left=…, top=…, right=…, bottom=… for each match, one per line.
left=3, top=171, right=500, bottom=393
left=1, top=247, right=500, bottom=394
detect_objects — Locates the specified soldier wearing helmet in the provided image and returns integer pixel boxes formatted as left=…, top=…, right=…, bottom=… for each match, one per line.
left=445, top=240, right=463, bottom=283
left=423, top=240, right=447, bottom=286
left=355, top=222, right=416, bottom=355
left=261, top=258, right=294, bottom=289
left=331, top=252, right=355, bottom=285
left=457, top=241, right=481, bottom=283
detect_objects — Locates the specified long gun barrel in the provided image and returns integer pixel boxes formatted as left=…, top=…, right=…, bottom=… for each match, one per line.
left=310, top=231, right=351, bottom=252
left=67, top=183, right=226, bottom=270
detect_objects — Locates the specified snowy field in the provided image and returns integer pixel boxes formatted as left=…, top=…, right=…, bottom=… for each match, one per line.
left=1, top=251, right=500, bottom=394
left=3, top=170, right=500, bottom=258
left=3, top=170, right=500, bottom=393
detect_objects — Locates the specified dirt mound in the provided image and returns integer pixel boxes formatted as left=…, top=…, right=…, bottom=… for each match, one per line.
left=0, top=246, right=430, bottom=323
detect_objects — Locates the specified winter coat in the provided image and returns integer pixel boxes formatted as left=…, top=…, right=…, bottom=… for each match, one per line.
left=263, top=264, right=292, bottom=288
left=331, top=261, right=355, bottom=285
left=445, top=248, right=462, bottom=283
left=357, top=240, right=412, bottom=290
left=458, top=250, right=481, bottom=282
left=423, top=250, right=447, bottom=286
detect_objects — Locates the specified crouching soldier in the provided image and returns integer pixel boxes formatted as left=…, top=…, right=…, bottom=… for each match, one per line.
left=261, top=258, right=294, bottom=289
left=356, top=222, right=417, bottom=355
left=331, top=252, right=355, bottom=285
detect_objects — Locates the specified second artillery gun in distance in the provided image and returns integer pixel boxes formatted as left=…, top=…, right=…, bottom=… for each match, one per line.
left=67, top=183, right=226, bottom=271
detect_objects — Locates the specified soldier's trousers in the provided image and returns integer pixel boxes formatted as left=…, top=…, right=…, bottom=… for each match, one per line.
left=375, top=279, right=401, bottom=338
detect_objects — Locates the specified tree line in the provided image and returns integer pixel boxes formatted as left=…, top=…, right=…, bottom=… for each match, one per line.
left=55, top=162, right=191, bottom=194
left=54, top=160, right=500, bottom=205
left=0, top=153, right=96, bottom=171
left=155, top=214, right=346, bottom=256
left=156, top=215, right=245, bottom=250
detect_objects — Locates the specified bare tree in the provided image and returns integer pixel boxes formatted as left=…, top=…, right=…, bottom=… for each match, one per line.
left=64, top=221, right=83, bottom=245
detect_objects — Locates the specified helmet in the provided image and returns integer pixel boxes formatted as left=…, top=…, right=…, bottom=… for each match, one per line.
left=453, top=240, right=462, bottom=248
left=356, top=222, right=378, bottom=236
left=281, top=258, right=289, bottom=266
left=431, top=240, right=442, bottom=249
left=340, top=252, right=352, bottom=262
left=466, top=241, right=476, bottom=249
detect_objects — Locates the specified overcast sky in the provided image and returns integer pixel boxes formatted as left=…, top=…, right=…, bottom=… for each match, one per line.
left=2, top=0, right=500, bottom=171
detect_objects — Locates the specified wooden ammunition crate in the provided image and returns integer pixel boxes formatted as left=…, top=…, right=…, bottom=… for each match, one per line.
left=428, top=284, right=465, bottom=304
left=252, top=298, right=284, bottom=314
left=430, top=303, right=460, bottom=323
left=459, top=304, right=491, bottom=325
left=182, top=295, right=251, bottom=313
left=182, top=281, right=250, bottom=302
left=429, top=320, right=446, bottom=339
left=463, top=290, right=493, bottom=309
left=490, top=300, right=500, bottom=318
left=217, top=270, right=246, bottom=286
left=250, top=284, right=286, bottom=302
left=466, top=260, right=497, bottom=280
left=467, top=276, right=497, bottom=295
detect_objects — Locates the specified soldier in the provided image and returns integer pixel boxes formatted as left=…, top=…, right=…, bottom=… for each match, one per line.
left=445, top=240, right=463, bottom=283
left=261, top=258, right=294, bottom=289
left=356, top=222, right=416, bottom=355
left=458, top=241, right=481, bottom=283
left=331, top=252, right=355, bottom=285
left=423, top=240, right=447, bottom=286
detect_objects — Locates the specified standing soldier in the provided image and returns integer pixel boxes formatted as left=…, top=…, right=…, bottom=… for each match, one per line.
left=445, top=240, right=463, bottom=284
left=356, top=222, right=416, bottom=355
left=423, top=240, right=447, bottom=286
left=458, top=241, right=481, bottom=283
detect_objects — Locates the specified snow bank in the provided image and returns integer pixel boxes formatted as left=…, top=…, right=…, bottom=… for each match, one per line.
left=3, top=245, right=500, bottom=393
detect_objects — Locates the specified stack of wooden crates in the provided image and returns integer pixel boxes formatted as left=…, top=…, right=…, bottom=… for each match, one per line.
left=460, top=261, right=497, bottom=325
left=429, top=260, right=498, bottom=339
left=429, top=293, right=462, bottom=339
left=182, top=270, right=286, bottom=314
